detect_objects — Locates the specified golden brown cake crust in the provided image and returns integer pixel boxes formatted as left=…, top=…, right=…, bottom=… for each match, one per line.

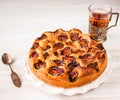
left=28, top=28, right=108, bottom=88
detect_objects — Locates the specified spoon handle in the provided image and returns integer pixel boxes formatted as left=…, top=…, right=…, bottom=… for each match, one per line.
left=9, top=64, right=22, bottom=87
left=11, top=71, right=22, bottom=87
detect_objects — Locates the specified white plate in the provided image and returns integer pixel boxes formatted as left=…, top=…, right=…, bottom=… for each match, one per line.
left=24, top=58, right=112, bottom=96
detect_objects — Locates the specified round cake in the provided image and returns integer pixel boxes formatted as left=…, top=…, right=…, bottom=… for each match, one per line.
left=28, top=28, right=108, bottom=88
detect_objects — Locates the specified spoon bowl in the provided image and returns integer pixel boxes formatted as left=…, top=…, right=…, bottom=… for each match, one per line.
left=2, top=53, right=12, bottom=64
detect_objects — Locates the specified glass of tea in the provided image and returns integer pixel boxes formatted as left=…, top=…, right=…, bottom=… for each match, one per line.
left=89, top=4, right=119, bottom=42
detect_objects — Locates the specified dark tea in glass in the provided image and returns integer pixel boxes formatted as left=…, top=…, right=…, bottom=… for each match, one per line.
left=89, top=4, right=119, bottom=42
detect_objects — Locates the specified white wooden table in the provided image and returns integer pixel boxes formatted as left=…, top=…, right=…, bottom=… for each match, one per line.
left=0, top=0, right=120, bottom=100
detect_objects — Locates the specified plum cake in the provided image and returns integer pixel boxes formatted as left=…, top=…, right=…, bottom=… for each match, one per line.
left=28, top=28, right=107, bottom=88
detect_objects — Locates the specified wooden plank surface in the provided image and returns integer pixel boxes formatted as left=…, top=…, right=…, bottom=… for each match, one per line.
left=0, top=0, right=120, bottom=100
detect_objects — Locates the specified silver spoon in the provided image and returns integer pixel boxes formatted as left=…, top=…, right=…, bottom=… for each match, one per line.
left=2, top=53, right=21, bottom=87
